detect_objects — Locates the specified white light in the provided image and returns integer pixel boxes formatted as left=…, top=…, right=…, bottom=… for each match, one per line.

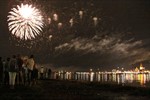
left=7, top=3, right=44, bottom=40
left=20, top=4, right=33, bottom=19
left=93, top=17, right=98, bottom=26
left=79, top=11, right=83, bottom=19
left=48, top=17, right=51, bottom=24
left=69, top=18, right=73, bottom=27
left=58, top=22, right=62, bottom=29
left=53, top=14, right=58, bottom=21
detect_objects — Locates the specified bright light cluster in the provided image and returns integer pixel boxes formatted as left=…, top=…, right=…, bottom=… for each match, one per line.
left=7, top=3, right=44, bottom=40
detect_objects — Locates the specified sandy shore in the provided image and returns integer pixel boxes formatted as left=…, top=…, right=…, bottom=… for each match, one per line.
left=0, top=79, right=150, bottom=100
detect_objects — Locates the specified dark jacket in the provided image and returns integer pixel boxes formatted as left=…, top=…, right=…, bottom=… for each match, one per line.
left=9, top=58, right=17, bottom=72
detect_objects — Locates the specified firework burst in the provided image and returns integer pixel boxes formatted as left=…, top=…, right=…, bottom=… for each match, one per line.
left=7, top=3, right=44, bottom=40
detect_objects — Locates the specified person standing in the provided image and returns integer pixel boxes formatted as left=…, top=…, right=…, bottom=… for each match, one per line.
left=40, top=66, right=44, bottom=79
left=22, top=57, right=28, bottom=85
left=4, top=57, right=10, bottom=86
left=26, top=55, right=35, bottom=86
left=17, top=54, right=23, bottom=85
left=9, top=55, right=18, bottom=89
left=32, top=63, right=38, bottom=85
left=48, top=68, right=52, bottom=79
left=0, top=57, right=3, bottom=85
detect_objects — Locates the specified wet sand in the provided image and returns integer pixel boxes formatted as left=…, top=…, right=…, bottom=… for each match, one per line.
left=0, top=79, right=150, bottom=100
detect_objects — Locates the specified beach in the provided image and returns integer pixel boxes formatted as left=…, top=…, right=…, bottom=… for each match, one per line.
left=0, top=79, right=150, bottom=100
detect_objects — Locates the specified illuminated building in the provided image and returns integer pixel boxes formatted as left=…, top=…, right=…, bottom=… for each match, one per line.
left=139, top=63, right=145, bottom=72
left=134, top=67, right=139, bottom=72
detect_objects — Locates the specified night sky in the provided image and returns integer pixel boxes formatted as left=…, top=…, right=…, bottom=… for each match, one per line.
left=0, top=0, right=150, bottom=70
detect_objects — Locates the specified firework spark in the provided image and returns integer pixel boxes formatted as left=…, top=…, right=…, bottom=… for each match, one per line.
left=69, top=18, right=73, bottom=27
left=53, top=13, right=58, bottom=21
left=7, top=3, right=44, bottom=40
left=93, top=17, right=98, bottom=26
left=58, top=22, right=62, bottom=29
left=79, top=10, right=83, bottom=19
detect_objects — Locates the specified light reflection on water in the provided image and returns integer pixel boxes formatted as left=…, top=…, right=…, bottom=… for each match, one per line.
left=52, top=71, right=150, bottom=87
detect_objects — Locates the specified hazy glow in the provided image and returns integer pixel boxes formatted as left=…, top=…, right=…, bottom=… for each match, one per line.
left=48, top=17, right=51, bottom=24
left=7, top=3, right=44, bottom=40
left=79, top=11, right=83, bottom=19
left=69, top=18, right=73, bottom=27
left=20, top=4, right=33, bottom=19
left=93, top=17, right=98, bottom=26
left=58, top=22, right=62, bottom=29
left=48, top=35, right=53, bottom=41
left=53, top=14, right=58, bottom=21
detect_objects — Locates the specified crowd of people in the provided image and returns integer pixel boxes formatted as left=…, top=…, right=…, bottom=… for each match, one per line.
left=0, top=54, right=40, bottom=89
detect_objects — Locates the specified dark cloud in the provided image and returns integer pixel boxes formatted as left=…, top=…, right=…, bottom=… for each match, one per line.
left=54, top=32, right=149, bottom=69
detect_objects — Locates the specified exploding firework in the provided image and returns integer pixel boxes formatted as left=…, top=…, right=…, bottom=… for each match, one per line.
left=7, top=3, right=44, bottom=40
